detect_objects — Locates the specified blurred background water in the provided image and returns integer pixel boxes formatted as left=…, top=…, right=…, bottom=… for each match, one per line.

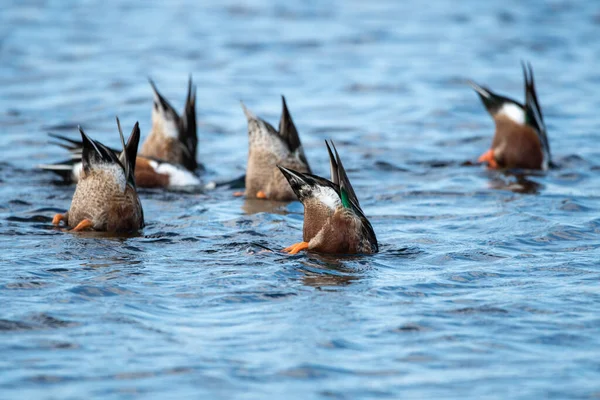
left=1, top=0, right=600, bottom=398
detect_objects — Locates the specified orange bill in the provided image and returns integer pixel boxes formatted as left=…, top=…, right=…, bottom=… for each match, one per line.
left=256, top=190, right=267, bottom=199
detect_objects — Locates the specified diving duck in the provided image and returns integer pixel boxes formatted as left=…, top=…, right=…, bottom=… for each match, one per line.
left=240, top=96, right=311, bottom=201
left=141, top=77, right=198, bottom=171
left=278, top=140, right=378, bottom=255
left=39, top=77, right=200, bottom=188
left=52, top=118, right=144, bottom=232
left=468, top=62, right=551, bottom=170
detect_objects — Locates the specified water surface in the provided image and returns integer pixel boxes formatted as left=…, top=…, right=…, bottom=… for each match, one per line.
left=2, top=0, right=600, bottom=398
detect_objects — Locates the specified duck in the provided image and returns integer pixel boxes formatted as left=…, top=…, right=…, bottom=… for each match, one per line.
left=39, top=133, right=201, bottom=189
left=52, top=118, right=144, bottom=232
left=278, top=140, right=378, bottom=255
left=141, top=77, right=198, bottom=171
left=240, top=96, right=311, bottom=201
left=468, top=62, right=551, bottom=170
left=39, top=77, right=201, bottom=188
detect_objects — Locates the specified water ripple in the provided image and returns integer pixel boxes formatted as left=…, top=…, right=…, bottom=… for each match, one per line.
left=1, top=0, right=600, bottom=399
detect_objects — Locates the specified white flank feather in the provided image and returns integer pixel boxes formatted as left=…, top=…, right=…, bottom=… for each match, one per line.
left=149, top=161, right=201, bottom=187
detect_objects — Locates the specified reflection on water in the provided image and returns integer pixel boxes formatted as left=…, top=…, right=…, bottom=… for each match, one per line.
left=487, top=172, right=543, bottom=194
left=241, top=198, right=290, bottom=215
left=1, top=0, right=600, bottom=399
left=297, top=254, right=366, bottom=288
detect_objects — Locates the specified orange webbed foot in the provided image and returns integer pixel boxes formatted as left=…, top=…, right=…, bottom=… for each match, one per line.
left=478, top=149, right=499, bottom=169
left=256, top=190, right=267, bottom=199
left=233, top=191, right=245, bottom=197
left=71, top=219, right=93, bottom=232
left=282, top=241, right=309, bottom=255
left=52, top=213, right=66, bottom=226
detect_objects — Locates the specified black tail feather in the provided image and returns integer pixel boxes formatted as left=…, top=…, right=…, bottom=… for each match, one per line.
left=522, top=61, right=545, bottom=122
left=279, top=96, right=300, bottom=152
left=79, top=126, right=121, bottom=175
left=278, top=96, right=310, bottom=172
left=325, top=140, right=339, bottom=186
left=126, top=122, right=141, bottom=177
left=48, top=133, right=84, bottom=151
left=328, top=140, right=360, bottom=209
left=179, top=75, right=198, bottom=171
left=149, top=77, right=198, bottom=172
left=277, top=165, right=336, bottom=203
left=116, top=117, right=129, bottom=191
left=38, top=161, right=78, bottom=182
left=48, top=132, right=119, bottom=155
left=148, top=78, right=179, bottom=118
left=521, top=61, right=551, bottom=162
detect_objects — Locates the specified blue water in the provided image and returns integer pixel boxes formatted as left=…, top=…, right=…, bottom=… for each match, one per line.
left=2, top=0, right=600, bottom=398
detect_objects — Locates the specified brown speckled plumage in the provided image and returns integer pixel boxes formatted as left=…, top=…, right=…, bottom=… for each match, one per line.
left=246, top=148, right=308, bottom=201
left=65, top=166, right=144, bottom=232
left=57, top=120, right=144, bottom=233
left=242, top=97, right=311, bottom=201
